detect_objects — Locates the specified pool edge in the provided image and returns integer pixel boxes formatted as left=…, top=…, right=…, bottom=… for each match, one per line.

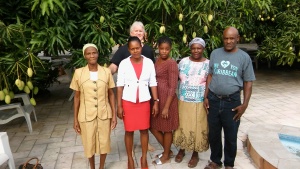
left=246, top=124, right=300, bottom=169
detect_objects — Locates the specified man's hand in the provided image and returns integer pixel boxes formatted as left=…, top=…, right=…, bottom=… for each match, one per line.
left=232, top=104, right=247, bottom=121
left=234, top=81, right=253, bottom=121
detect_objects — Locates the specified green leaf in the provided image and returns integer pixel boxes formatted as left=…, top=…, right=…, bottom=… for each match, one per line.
left=53, top=0, right=65, bottom=12
left=40, top=0, right=48, bottom=16
left=31, top=0, right=40, bottom=11
left=48, top=0, right=54, bottom=10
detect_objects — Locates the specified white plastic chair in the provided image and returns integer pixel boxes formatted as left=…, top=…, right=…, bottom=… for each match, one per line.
left=14, top=94, right=37, bottom=122
left=0, top=93, right=36, bottom=133
left=0, top=132, right=15, bottom=169
left=68, top=91, right=75, bottom=101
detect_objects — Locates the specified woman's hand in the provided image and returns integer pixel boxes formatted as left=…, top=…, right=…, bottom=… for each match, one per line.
left=111, top=116, right=117, bottom=129
left=161, top=107, right=169, bottom=119
left=203, top=98, right=209, bottom=114
left=73, top=120, right=81, bottom=134
left=152, top=102, right=159, bottom=117
left=117, top=106, right=124, bottom=120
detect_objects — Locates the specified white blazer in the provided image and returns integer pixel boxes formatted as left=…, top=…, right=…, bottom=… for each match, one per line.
left=117, top=55, right=157, bottom=103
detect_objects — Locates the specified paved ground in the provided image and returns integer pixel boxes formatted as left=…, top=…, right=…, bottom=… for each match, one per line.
left=1, top=68, right=300, bottom=169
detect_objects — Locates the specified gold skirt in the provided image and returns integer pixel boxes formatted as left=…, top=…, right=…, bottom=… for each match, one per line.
left=80, top=117, right=111, bottom=158
left=173, top=100, right=209, bottom=152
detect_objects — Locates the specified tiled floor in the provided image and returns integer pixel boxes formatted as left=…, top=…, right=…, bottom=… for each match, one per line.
left=1, top=69, right=300, bottom=169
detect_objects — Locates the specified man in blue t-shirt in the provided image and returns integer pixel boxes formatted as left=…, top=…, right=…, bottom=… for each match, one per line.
left=204, top=27, right=255, bottom=169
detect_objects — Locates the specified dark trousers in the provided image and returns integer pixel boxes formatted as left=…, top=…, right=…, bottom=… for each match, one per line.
left=207, top=90, right=241, bottom=167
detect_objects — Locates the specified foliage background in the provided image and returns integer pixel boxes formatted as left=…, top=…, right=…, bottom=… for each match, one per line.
left=0, top=0, right=299, bottom=103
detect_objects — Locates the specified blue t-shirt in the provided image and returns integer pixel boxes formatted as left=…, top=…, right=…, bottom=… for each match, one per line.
left=208, top=47, right=256, bottom=95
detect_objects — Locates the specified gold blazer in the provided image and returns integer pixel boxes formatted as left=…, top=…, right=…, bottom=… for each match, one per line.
left=70, top=64, right=115, bottom=122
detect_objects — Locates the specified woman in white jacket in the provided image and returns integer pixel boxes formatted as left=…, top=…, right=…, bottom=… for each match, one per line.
left=117, top=36, right=158, bottom=169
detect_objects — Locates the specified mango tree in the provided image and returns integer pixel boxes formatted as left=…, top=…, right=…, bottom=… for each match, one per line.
left=0, top=0, right=299, bottom=105
left=0, top=0, right=77, bottom=105
left=256, top=1, right=300, bottom=66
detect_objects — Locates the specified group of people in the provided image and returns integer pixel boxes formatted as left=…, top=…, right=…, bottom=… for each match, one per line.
left=70, top=21, right=255, bottom=169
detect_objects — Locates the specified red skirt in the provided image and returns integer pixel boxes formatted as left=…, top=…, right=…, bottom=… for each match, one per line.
left=122, top=99, right=150, bottom=131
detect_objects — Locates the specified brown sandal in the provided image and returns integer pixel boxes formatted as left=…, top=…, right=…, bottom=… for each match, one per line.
left=188, top=156, right=199, bottom=168
left=175, top=150, right=185, bottom=163
left=204, top=161, right=221, bottom=169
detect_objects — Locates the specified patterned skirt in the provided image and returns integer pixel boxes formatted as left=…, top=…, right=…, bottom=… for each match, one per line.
left=173, top=100, right=209, bottom=152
